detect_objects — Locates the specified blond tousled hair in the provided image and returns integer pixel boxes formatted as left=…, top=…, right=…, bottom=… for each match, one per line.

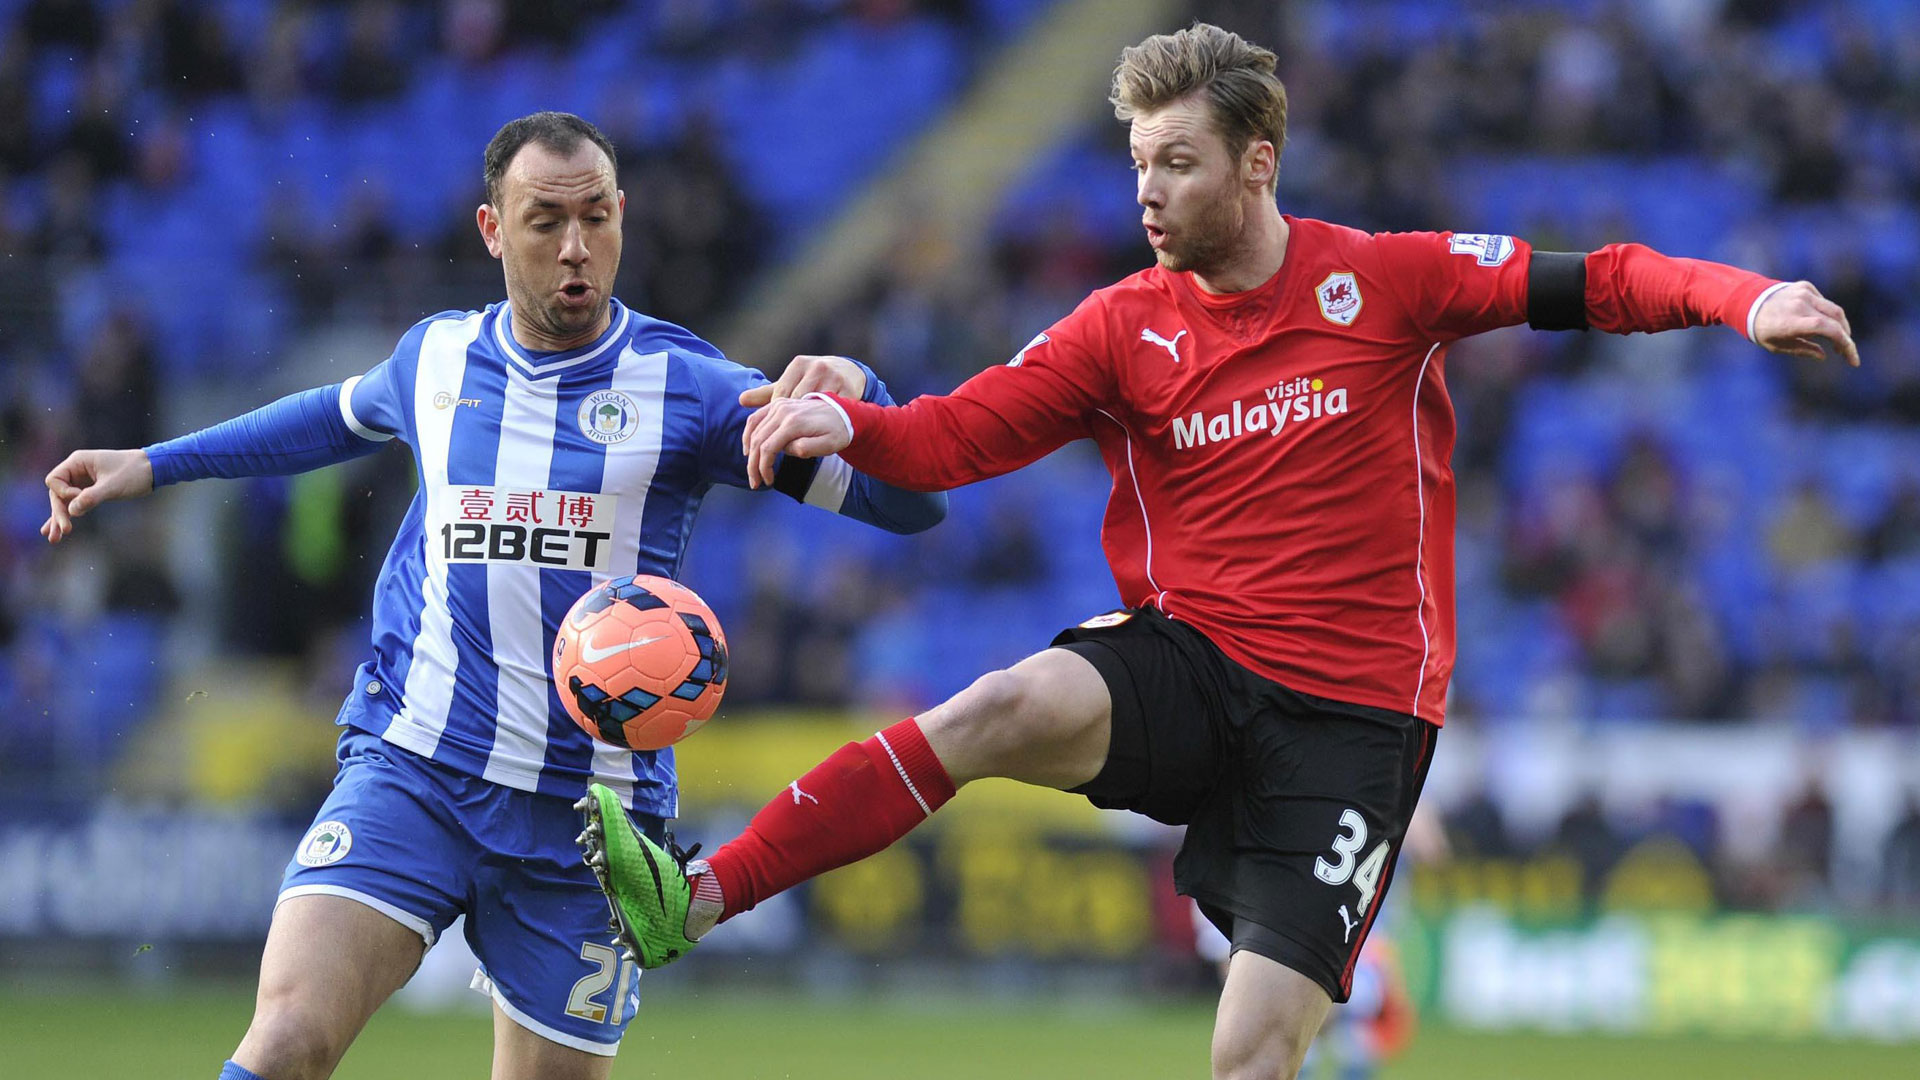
left=1110, top=23, right=1288, bottom=189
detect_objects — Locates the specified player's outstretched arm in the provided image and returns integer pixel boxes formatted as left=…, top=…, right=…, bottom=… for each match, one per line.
left=1749, top=280, right=1859, bottom=366
left=744, top=291, right=1116, bottom=492
left=1578, top=243, right=1858, bottom=363
left=1378, top=233, right=1860, bottom=369
left=43, top=382, right=395, bottom=544
left=42, top=448, right=154, bottom=544
left=745, top=350, right=1106, bottom=493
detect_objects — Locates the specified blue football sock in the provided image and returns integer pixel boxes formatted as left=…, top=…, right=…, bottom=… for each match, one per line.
left=219, top=1061, right=269, bottom=1080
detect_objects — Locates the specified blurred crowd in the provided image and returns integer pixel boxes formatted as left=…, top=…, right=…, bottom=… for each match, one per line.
left=1442, top=770, right=1920, bottom=914
left=2, top=0, right=1919, bottom=912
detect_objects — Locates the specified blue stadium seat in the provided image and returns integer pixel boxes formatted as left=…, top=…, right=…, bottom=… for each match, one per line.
left=1455, top=598, right=1580, bottom=719
left=976, top=0, right=1056, bottom=35
left=29, top=52, right=83, bottom=142
left=210, top=0, right=272, bottom=52
left=710, top=19, right=964, bottom=239
left=85, top=612, right=168, bottom=744
left=996, top=136, right=1139, bottom=245
left=1858, top=203, right=1920, bottom=280
left=1590, top=678, right=1666, bottom=723
left=1815, top=426, right=1899, bottom=528
left=1775, top=562, right=1861, bottom=662
left=1857, top=557, right=1920, bottom=648
left=851, top=605, right=941, bottom=702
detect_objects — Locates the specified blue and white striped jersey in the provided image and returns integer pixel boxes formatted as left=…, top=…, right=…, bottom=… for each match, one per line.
left=327, top=299, right=905, bottom=817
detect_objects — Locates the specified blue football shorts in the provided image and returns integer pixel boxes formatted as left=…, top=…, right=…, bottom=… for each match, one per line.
left=279, top=727, right=666, bottom=1055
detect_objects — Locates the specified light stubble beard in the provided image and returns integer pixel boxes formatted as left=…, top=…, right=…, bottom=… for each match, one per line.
left=545, top=297, right=610, bottom=340
left=1152, top=185, right=1247, bottom=278
left=508, top=280, right=611, bottom=348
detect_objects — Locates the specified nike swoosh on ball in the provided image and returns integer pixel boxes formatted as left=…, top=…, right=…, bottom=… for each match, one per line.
left=581, top=634, right=670, bottom=663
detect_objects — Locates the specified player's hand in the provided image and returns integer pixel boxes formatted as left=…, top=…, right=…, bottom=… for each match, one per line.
left=42, top=448, right=154, bottom=544
left=741, top=397, right=853, bottom=489
left=738, top=355, right=867, bottom=408
left=1751, top=281, right=1858, bottom=366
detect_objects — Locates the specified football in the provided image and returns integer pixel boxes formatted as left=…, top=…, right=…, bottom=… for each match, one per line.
left=553, top=574, right=729, bottom=751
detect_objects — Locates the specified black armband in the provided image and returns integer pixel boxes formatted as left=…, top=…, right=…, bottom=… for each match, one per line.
left=771, top=454, right=821, bottom=501
left=1527, top=250, right=1589, bottom=331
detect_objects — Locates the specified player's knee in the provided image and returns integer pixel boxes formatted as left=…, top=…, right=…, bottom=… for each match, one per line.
left=237, top=998, right=352, bottom=1080
left=959, top=665, right=1082, bottom=750
left=947, top=668, right=1032, bottom=751
left=1211, top=1020, right=1313, bottom=1080
left=927, top=659, right=1104, bottom=785
left=923, top=669, right=1021, bottom=776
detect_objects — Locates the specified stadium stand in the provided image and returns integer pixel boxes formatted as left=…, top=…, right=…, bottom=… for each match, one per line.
left=2, top=0, right=1918, bottom=918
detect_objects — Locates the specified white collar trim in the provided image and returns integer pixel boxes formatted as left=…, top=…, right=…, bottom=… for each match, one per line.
left=493, top=302, right=632, bottom=377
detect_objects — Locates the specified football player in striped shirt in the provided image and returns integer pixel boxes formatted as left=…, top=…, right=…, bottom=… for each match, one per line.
left=41, top=112, right=946, bottom=1080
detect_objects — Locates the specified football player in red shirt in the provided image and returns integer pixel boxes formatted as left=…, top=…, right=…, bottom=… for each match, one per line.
left=579, top=23, right=1856, bottom=1079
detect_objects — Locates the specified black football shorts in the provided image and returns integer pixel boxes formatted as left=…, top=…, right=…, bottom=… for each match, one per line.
left=1052, top=607, right=1436, bottom=1003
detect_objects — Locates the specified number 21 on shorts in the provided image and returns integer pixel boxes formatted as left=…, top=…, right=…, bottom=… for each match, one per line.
left=566, top=941, right=637, bottom=1025
left=1313, top=809, right=1390, bottom=917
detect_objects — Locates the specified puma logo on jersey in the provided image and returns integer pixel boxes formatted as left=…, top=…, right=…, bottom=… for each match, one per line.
left=1338, top=903, right=1359, bottom=942
left=1139, top=327, right=1187, bottom=363
left=1171, top=376, right=1350, bottom=450
left=789, top=781, right=819, bottom=806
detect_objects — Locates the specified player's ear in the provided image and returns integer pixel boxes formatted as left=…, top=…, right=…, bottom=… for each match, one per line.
left=616, top=190, right=626, bottom=216
left=1244, top=140, right=1276, bottom=192
left=477, top=203, right=504, bottom=259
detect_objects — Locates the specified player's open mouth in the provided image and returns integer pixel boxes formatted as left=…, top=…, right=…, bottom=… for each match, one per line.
left=559, top=283, right=593, bottom=305
left=1145, top=223, right=1167, bottom=246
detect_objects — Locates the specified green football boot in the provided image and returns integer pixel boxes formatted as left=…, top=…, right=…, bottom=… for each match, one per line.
left=575, top=783, right=701, bottom=969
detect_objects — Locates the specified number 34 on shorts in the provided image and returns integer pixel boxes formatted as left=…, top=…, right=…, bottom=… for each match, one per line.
left=1314, top=808, right=1391, bottom=939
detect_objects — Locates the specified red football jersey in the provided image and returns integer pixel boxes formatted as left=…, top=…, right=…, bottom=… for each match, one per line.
left=828, top=217, right=1780, bottom=724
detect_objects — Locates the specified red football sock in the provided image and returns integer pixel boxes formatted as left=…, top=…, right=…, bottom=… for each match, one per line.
left=705, top=717, right=955, bottom=922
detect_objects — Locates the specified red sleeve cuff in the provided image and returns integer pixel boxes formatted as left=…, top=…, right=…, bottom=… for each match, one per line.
left=1735, top=281, right=1791, bottom=342
left=816, top=392, right=889, bottom=457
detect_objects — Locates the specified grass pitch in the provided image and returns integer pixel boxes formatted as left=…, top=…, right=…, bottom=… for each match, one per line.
left=8, top=982, right=1915, bottom=1078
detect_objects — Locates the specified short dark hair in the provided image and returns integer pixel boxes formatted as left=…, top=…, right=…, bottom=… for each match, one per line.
left=482, top=111, right=619, bottom=207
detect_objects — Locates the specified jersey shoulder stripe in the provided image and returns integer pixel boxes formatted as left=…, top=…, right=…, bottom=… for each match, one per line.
left=346, top=308, right=484, bottom=443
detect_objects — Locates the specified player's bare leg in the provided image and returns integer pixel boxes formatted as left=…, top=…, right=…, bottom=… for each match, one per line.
left=490, top=1002, right=614, bottom=1080
left=1210, top=951, right=1333, bottom=1080
left=916, top=646, right=1112, bottom=788
left=580, top=647, right=1112, bottom=967
left=230, top=895, right=426, bottom=1080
